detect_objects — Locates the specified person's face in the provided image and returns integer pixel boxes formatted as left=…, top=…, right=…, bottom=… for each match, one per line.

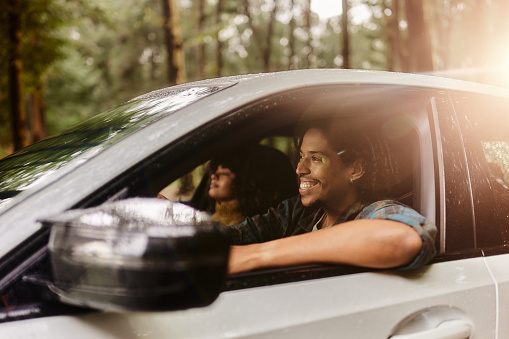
left=209, top=165, right=237, bottom=203
left=296, top=128, right=355, bottom=210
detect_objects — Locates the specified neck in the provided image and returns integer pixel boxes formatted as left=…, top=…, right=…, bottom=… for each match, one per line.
left=217, top=199, right=239, bottom=205
left=323, top=191, right=359, bottom=224
left=214, top=200, right=241, bottom=214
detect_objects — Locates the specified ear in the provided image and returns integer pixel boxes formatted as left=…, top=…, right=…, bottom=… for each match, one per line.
left=350, top=159, right=365, bottom=181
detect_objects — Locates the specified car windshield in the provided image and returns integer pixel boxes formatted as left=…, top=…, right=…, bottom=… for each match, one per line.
left=0, top=84, right=231, bottom=211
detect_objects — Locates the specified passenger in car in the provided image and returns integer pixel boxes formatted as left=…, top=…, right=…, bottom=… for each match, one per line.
left=208, top=161, right=244, bottom=225
left=207, top=145, right=297, bottom=225
left=227, top=117, right=437, bottom=274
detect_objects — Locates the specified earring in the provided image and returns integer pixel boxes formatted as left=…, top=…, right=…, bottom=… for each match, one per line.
left=349, top=178, right=353, bottom=184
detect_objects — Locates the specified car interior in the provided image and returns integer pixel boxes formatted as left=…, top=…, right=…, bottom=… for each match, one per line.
left=150, top=85, right=429, bottom=216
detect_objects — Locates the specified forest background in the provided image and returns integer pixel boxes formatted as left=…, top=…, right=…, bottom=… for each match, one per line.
left=1, top=0, right=509, bottom=158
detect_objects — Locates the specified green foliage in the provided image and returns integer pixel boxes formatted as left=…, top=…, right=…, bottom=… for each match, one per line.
left=1, top=0, right=509, bottom=158
left=44, top=0, right=169, bottom=124
left=0, top=0, right=69, bottom=156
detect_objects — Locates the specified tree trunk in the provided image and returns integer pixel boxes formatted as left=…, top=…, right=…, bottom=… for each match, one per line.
left=216, top=0, right=223, bottom=77
left=341, top=0, right=350, bottom=69
left=30, top=80, right=47, bottom=143
left=430, top=0, right=450, bottom=71
left=288, top=0, right=296, bottom=70
left=162, top=0, right=186, bottom=85
left=384, top=0, right=400, bottom=71
left=405, top=0, right=433, bottom=72
left=7, top=0, right=28, bottom=151
left=392, top=0, right=409, bottom=72
left=304, top=0, right=312, bottom=68
left=263, top=0, right=278, bottom=72
left=197, top=0, right=206, bottom=80
left=243, top=0, right=264, bottom=71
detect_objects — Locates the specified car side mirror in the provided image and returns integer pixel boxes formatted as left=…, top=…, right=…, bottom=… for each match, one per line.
left=40, top=198, right=230, bottom=312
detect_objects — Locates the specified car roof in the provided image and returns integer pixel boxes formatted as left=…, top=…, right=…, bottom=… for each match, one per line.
left=136, top=69, right=509, bottom=101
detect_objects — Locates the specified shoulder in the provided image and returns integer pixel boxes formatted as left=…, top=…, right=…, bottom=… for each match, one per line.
left=358, top=200, right=409, bottom=218
left=358, top=200, right=434, bottom=230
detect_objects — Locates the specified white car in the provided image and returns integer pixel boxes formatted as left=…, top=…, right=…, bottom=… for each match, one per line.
left=1, top=69, right=509, bottom=338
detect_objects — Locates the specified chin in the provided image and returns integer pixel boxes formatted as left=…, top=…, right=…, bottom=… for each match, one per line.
left=300, top=195, right=320, bottom=208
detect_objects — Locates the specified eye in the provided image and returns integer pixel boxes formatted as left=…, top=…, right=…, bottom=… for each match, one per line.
left=312, top=156, right=322, bottom=162
left=212, top=171, right=230, bottom=178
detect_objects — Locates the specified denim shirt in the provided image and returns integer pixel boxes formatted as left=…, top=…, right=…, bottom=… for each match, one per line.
left=228, top=195, right=437, bottom=270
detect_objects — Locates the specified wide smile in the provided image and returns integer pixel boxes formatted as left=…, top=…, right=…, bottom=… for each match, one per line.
left=299, top=180, right=319, bottom=192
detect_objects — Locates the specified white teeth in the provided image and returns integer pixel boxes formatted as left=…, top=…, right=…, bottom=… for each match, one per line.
left=300, top=182, right=316, bottom=189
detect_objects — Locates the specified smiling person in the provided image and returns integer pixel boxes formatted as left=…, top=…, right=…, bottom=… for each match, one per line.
left=227, top=117, right=437, bottom=275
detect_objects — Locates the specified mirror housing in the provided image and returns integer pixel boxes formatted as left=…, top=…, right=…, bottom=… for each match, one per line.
left=41, top=198, right=230, bottom=312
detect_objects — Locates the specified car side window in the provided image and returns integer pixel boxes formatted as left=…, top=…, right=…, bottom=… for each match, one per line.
left=454, top=94, right=509, bottom=246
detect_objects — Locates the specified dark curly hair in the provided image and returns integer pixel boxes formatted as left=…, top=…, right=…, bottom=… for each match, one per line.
left=209, top=143, right=298, bottom=217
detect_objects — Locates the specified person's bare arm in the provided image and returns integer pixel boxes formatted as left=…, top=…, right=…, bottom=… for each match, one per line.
left=228, top=219, right=422, bottom=275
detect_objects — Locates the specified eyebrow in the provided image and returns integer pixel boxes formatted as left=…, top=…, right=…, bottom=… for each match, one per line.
left=300, top=150, right=328, bottom=157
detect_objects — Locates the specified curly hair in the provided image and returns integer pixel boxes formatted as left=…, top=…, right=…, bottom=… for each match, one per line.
left=209, top=144, right=298, bottom=217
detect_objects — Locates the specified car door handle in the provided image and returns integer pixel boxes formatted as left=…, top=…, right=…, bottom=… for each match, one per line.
left=390, top=319, right=472, bottom=339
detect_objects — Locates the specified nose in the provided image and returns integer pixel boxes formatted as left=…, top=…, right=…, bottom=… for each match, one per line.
left=296, top=158, right=310, bottom=176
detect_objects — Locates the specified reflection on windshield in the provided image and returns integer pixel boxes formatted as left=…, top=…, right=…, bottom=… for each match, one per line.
left=0, top=85, right=232, bottom=211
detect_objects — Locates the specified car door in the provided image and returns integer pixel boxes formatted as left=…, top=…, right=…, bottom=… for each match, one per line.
left=450, top=92, right=509, bottom=338
left=0, top=83, right=498, bottom=338
left=180, top=88, right=495, bottom=338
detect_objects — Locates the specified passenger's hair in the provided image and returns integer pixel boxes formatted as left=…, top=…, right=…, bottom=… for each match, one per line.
left=209, top=143, right=298, bottom=217
left=294, top=115, right=401, bottom=203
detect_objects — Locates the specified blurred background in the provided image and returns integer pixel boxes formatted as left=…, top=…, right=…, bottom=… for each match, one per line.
left=1, top=0, right=509, bottom=158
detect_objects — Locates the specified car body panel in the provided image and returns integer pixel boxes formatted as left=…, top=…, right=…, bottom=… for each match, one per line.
left=0, top=258, right=496, bottom=338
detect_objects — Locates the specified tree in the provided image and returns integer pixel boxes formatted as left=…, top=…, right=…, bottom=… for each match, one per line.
left=30, top=81, right=46, bottom=142
left=162, top=0, right=186, bottom=85
left=384, top=0, right=404, bottom=71
left=216, top=0, right=224, bottom=77
left=262, top=0, right=279, bottom=72
left=24, top=0, right=68, bottom=142
left=287, top=0, right=297, bottom=69
left=303, top=0, right=312, bottom=68
left=1, top=0, right=72, bottom=154
left=341, top=0, right=350, bottom=69
left=6, top=0, right=28, bottom=151
left=242, top=0, right=264, bottom=71
left=404, top=0, right=433, bottom=72
left=197, top=0, right=206, bottom=79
